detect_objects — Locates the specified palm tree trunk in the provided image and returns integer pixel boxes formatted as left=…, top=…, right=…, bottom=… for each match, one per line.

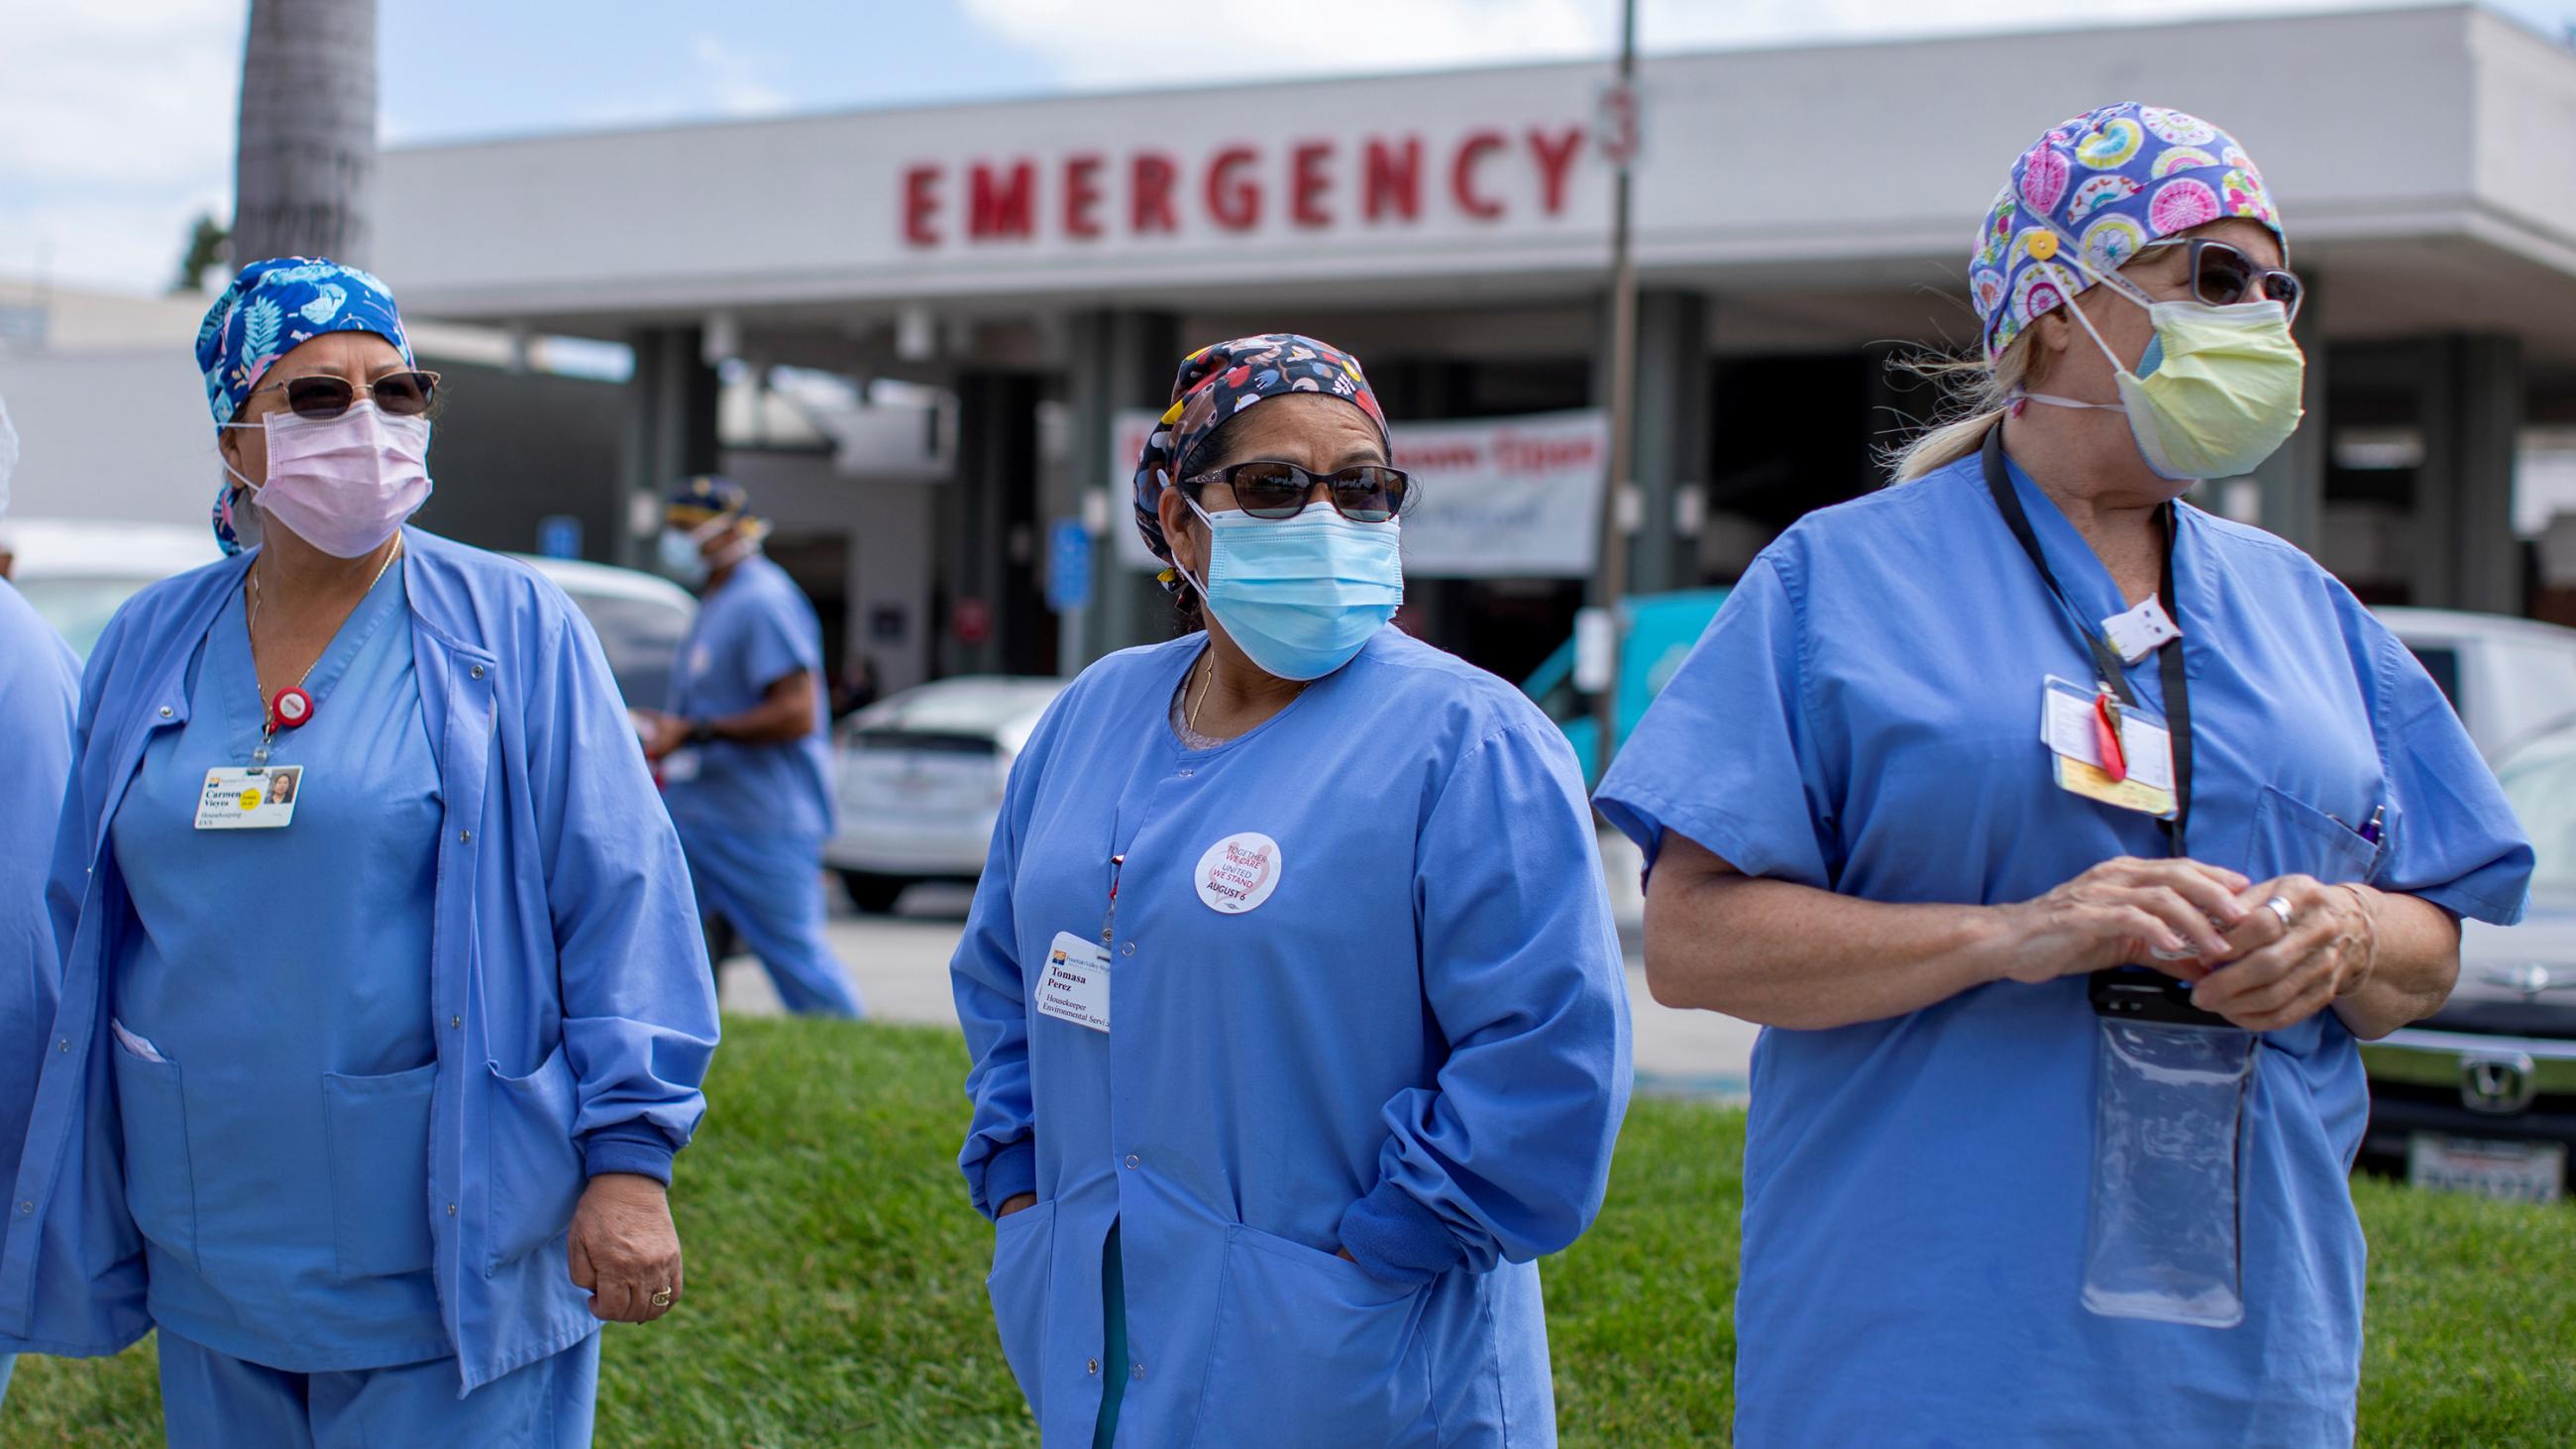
left=231, top=0, right=377, bottom=267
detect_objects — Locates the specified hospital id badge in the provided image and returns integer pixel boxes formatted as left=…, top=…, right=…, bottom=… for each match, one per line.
left=194, top=765, right=303, bottom=830
left=2040, top=676, right=2177, bottom=819
left=1035, top=931, right=1111, bottom=1033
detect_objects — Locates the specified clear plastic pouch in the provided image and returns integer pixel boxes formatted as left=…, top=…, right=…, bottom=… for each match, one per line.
left=2082, top=1016, right=2257, bottom=1328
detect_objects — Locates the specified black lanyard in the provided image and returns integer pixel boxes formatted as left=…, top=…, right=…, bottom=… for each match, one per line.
left=1980, top=425, right=2194, bottom=857
left=1982, top=429, right=2225, bottom=1025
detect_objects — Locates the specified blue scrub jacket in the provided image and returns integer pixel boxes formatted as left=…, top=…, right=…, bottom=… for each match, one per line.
left=0, top=529, right=719, bottom=1393
left=954, top=628, right=1633, bottom=1447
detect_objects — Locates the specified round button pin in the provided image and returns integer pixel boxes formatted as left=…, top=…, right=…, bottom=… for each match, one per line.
left=270, top=686, right=314, bottom=730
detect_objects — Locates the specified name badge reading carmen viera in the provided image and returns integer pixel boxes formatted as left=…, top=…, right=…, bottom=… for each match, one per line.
left=195, top=766, right=303, bottom=831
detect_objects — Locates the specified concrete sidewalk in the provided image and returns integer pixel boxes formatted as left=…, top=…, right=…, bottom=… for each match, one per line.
left=721, top=832, right=1756, bottom=1103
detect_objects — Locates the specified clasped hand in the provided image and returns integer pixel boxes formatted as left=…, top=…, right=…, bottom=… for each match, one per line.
left=1998, top=856, right=2373, bottom=1032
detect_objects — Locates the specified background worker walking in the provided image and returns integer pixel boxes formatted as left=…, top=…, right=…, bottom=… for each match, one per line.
left=641, top=476, right=863, bottom=1018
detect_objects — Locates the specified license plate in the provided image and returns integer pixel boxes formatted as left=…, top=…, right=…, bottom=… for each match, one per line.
left=2407, top=1133, right=2566, bottom=1204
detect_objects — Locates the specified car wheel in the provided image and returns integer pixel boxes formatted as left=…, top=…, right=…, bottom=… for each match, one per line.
left=839, top=870, right=909, bottom=914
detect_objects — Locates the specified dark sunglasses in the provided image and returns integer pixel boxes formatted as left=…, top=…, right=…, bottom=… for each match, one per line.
left=2141, top=239, right=2303, bottom=323
left=1183, top=460, right=1416, bottom=522
left=250, top=369, right=444, bottom=420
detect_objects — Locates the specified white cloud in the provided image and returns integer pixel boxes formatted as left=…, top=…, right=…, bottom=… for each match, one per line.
left=690, top=33, right=792, bottom=118
left=1645, top=0, right=2383, bottom=50
left=0, top=0, right=245, bottom=291
left=957, top=0, right=1612, bottom=86
left=960, top=0, right=2407, bottom=86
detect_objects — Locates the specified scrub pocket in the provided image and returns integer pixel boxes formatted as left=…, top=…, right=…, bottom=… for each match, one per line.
left=2251, top=785, right=2384, bottom=885
left=1191, top=1223, right=1432, bottom=1449
left=110, top=1025, right=197, bottom=1266
left=323, top=1061, right=438, bottom=1282
left=987, top=1200, right=1055, bottom=1414
left=485, top=1045, right=588, bottom=1272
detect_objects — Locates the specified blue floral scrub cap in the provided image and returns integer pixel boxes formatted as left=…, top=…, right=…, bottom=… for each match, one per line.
left=1971, top=102, right=2286, bottom=362
left=196, top=257, right=413, bottom=554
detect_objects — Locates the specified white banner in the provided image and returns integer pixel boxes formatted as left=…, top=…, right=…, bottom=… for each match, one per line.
left=1110, top=406, right=1606, bottom=579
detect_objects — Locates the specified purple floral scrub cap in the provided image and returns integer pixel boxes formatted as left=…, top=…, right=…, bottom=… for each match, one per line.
left=1971, top=102, right=2286, bottom=362
left=1129, top=333, right=1389, bottom=578
left=197, top=257, right=413, bottom=554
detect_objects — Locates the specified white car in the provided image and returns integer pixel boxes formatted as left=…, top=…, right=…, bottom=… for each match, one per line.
left=823, top=675, right=1065, bottom=913
left=1, top=516, right=695, bottom=710
left=1, top=517, right=221, bottom=657
left=2379, top=607, right=2576, bottom=762
left=2361, top=724, right=2576, bottom=1203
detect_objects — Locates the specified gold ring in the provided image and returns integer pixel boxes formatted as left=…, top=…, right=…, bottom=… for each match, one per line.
left=650, top=1287, right=674, bottom=1309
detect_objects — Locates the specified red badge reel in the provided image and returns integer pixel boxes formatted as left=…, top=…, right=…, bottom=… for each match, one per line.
left=2091, top=692, right=2128, bottom=784
left=269, top=686, right=314, bottom=732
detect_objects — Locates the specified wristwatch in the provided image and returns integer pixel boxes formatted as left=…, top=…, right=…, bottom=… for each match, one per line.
left=687, top=719, right=717, bottom=744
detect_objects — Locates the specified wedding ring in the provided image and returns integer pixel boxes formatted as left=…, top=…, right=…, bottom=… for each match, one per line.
left=2264, top=895, right=2295, bottom=929
left=650, top=1287, right=674, bottom=1308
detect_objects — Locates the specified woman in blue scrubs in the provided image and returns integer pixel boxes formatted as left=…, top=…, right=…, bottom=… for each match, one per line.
left=1598, top=105, right=2534, bottom=1445
left=0, top=259, right=720, bottom=1445
left=952, top=334, right=1632, bottom=1447
left=0, top=392, right=84, bottom=1410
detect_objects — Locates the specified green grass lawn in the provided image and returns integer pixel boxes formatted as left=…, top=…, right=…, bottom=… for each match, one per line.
left=10, top=1019, right=2573, bottom=1445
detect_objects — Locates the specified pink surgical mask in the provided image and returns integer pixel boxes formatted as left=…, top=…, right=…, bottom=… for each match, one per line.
left=223, top=402, right=433, bottom=558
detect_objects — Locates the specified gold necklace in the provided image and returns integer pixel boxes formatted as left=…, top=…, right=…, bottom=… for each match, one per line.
left=1187, top=649, right=1308, bottom=738
left=1186, top=652, right=1214, bottom=734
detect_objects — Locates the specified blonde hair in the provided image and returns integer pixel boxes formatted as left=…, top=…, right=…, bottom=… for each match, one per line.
left=1883, top=333, right=2038, bottom=483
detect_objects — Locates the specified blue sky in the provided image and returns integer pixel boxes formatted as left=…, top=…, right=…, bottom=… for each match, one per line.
left=6, top=0, right=2576, bottom=293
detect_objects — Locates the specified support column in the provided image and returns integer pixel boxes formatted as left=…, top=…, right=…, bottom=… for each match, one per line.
left=2413, top=333, right=2524, bottom=613
left=618, top=326, right=718, bottom=570
left=944, top=371, right=1044, bottom=677
left=2248, top=274, right=2327, bottom=550
left=1628, top=290, right=1712, bottom=595
left=1062, top=308, right=1179, bottom=667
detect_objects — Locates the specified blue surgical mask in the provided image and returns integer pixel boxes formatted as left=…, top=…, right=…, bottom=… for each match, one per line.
left=658, top=526, right=710, bottom=586
left=1179, top=499, right=1403, bottom=681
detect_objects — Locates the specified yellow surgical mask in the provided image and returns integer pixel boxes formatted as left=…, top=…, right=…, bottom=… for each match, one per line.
left=2019, top=256, right=2307, bottom=482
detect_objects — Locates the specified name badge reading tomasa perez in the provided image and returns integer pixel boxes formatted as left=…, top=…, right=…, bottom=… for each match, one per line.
left=1036, top=932, right=1111, bottom=1032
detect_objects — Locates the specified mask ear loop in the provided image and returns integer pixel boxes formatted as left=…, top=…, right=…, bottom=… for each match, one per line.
left=1172, top=492, right=1220, bottom=601
left=2012, top=224, right=2157, bottom=413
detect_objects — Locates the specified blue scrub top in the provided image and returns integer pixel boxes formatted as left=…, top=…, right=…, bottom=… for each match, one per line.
left=662, top=553, right=832, bottom=839
left=953, top=627, right=1632, bottom=1448
left=110, top=561, right=449, bottom=1371
left=0, top=580, right=80, bottom=1216
left=1596, top=450, right=2533, bottom=1446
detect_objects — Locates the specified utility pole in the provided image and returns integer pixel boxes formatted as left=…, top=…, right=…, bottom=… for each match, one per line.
left=1588, top=0, right=1641, bottom=782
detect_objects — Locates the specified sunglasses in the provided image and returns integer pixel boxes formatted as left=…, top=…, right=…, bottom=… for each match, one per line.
left=1183, top=461, right=1416, bottom=522
left=249, top=369, right=444, bottom=420
left=2138, top=239, right=2303, bottom=323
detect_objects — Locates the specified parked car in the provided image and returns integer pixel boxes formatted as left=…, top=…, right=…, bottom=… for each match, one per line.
left=824, top=675, right=1065, bottom=912
left=1, top=518, right=221, bottom=657
left=511, top=553, right=697, bottom=711
left=2377, top=607, right=2576, bottom=763
left=2359, top=723, right=2576, bottom=1203
left=1, top=517, right=693, bottom=710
